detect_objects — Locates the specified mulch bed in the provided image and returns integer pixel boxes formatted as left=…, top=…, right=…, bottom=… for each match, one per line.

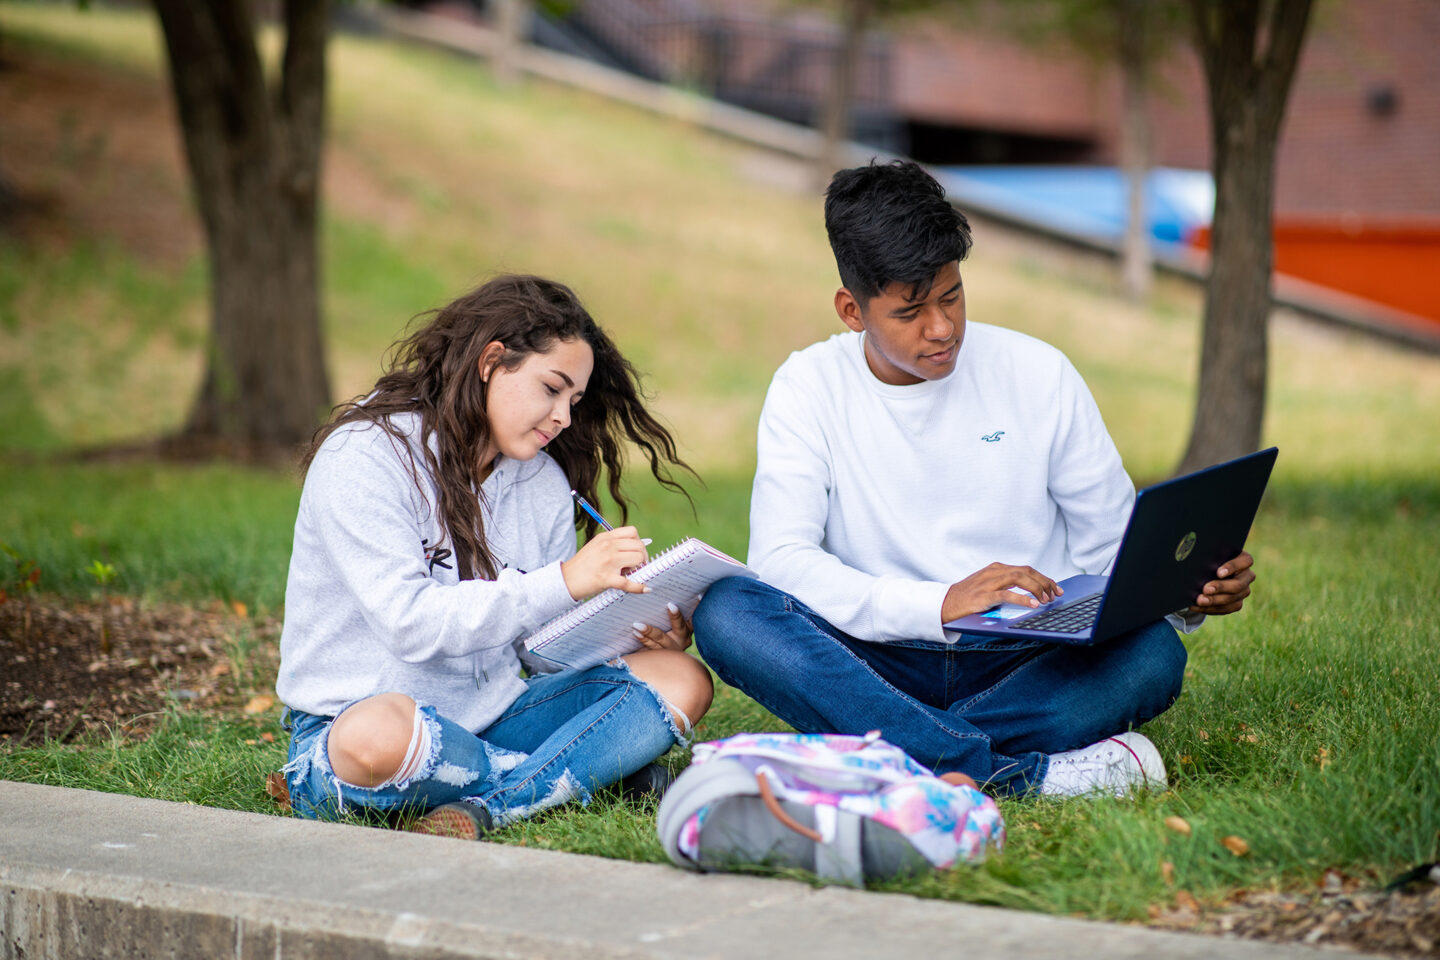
left=2, top=593, right=1436, bottom=956
left=0, top=593, right=278, bottom=745
left=1152, top=870, right=1440, bottom=957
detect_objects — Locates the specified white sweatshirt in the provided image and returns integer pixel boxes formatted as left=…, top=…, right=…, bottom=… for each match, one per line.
left=276, top=414, right=579, bottom=731
left=748, top=323, right=1198, bottom=644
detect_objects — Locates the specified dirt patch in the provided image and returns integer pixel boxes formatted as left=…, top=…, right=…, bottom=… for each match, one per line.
left=0, top=38, right=421, bottom=263
left=0, top=593, right=279, bottom=745
left=0, top=42, right=200, bottom=265
left=1152, top=871, right=1440, bottom=957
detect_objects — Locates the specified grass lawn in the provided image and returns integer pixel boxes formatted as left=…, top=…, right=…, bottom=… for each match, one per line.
left=2, top=3, right=1438, bottom=926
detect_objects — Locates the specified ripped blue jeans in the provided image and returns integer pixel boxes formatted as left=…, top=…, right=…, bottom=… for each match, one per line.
left=282, top=662, right=683, bottom=827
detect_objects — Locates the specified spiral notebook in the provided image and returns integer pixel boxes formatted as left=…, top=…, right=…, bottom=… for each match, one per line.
left=522, top=537, right=755, bottom=671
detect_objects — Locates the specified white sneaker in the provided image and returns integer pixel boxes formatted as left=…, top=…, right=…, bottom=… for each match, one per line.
left=1039, top=731, right=1168, bottom=797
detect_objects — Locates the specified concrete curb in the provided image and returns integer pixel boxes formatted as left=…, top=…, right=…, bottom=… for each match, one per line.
left=1, top=780, right=1362, bottom=959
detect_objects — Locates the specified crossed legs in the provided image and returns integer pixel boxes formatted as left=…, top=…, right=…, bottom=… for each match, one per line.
left=693, top=577, right=1185, bottom=795
left=291, top=649, right=711, bottom=823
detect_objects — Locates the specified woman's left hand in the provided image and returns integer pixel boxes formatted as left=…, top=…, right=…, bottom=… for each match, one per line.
left=632, top=603, right=693, bottom=652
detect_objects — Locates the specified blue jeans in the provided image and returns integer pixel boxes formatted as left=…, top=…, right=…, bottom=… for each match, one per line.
left=693, top=577, right=1186, bottom=796
left=282, top=662, right=681, bottom=826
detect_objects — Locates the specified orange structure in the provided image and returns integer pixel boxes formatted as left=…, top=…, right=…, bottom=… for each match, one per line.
left=1191, top=222, right=1440, bottom=326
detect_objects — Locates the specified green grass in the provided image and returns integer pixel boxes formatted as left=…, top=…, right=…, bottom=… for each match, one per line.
left=0, top=706, right=291, bottom=813
left=2, top=2, right=1439, bottom=925
left=0, top=461, right=301, bottom=614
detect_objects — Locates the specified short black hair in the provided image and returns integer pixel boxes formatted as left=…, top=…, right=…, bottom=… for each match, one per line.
left=824, top=159, right=972, bottom=305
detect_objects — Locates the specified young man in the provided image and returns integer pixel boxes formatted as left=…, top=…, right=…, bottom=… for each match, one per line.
left=693, top=160, right=1255, bottom=797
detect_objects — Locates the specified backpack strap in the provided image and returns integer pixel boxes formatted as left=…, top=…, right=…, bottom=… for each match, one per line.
left=813, top=809, right=864, bottom=887
left=755, top=771, right=864, bottom=887
left=754, top=770, right=821, bottom=840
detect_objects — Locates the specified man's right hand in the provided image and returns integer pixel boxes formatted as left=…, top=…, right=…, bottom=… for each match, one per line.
left=941, top=562, right=1062, bottom=622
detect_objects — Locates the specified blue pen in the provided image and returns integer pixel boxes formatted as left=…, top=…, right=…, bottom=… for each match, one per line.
left=570, top=490, right=651, bottom=545
left=571, top=490, right=613, bottom=531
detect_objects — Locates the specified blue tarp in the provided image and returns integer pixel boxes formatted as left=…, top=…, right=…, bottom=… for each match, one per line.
left=933, top=165, right=1215, bottom=249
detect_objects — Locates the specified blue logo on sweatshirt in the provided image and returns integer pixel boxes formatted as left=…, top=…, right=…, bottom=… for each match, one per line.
left=981, top=431, right=1005, bottom=443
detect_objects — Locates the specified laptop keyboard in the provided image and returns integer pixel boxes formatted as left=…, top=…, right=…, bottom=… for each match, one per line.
left=1014, top=594, right=1103, bottom=633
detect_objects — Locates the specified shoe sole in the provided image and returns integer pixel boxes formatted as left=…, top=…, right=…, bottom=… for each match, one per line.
left=408, top=805, right=486, bottom=840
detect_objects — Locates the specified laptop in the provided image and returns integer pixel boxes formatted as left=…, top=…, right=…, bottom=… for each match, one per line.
left=944, top=447, right=1278, bottom=645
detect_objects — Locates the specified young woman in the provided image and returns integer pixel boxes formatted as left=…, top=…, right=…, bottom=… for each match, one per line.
left=277, top=274, right=712, bottom=838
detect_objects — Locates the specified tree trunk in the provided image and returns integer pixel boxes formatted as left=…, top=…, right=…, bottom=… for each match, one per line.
left=492, top=0, right=533, bottom=86
left=817, top=0, right=873, bottom=189
left=1117, top=0, right=1152, bottom=302
left=153, top=0, right=331, bottom=457
left=1177, top=0, right=1312, bottom=475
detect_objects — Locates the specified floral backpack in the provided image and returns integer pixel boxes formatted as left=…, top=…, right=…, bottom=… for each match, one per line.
left=656, top=731, right=1005, bottom=886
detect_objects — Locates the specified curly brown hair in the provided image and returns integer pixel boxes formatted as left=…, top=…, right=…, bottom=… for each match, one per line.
left=303, top=274, right=694, bottom=580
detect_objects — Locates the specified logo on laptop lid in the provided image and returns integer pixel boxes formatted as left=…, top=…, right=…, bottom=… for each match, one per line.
left=1175, top=532, right=1197, bottom=562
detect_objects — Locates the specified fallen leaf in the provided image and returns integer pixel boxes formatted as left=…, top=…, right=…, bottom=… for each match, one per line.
left=231, top=600, right=249, bottom=618
left=1179, top=754, right=1193, bottom=765
left=1161, top=861, right=1175, bottom=884
left=1165, top=816, right=1192, bottom=836
left=1238, top=733, right=1258, bottom=743
left=1221, top=835, right=1250, bottom=856
left=261, top=731, right=276, bottom=742
left=264, top=772, right=291, bottom=813
left=1315, top=746, right=1330, bottom=770
left=1197, top=729, right=1209, bottom=740
left=244, top=739, right=258, bottom=746
left=243, top=694, right=275, bottom=715
left=1175, top=889, right=1200, bottom=912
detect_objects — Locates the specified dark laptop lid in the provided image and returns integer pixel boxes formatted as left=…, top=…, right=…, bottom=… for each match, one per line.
left=1090, top=446, right=1278, bottom=641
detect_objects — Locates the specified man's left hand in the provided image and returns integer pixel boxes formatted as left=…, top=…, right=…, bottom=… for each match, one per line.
left=1189, top=551, right=1255, bottom=615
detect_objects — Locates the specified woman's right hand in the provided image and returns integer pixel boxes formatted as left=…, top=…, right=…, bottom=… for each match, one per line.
left=560, top=526, right=651, bottom=600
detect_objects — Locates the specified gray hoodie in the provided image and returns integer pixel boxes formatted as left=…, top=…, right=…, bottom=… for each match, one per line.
left=276, top=414, right=578, bottom=732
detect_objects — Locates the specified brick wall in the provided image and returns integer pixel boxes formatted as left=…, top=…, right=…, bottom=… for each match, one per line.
left=889, top=0, right=1440, bottom=221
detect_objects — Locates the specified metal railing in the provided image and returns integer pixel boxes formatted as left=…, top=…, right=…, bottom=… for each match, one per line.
left=556, top=0, right=894, bottom=137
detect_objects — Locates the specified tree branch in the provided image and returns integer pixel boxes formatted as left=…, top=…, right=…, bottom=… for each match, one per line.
left=278, top=0, right=329, bottom=196
left=1255, top=0, right=1313, bottom=134
left=152, top=2, right=273, bottom=232
left=280, top=0, right=328, bottom=133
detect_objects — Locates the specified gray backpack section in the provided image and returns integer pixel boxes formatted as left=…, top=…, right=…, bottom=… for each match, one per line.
left=656, top=757, right=933, bottom=886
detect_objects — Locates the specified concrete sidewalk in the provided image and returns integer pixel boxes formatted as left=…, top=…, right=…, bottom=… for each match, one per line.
left=1, top=780, right=1358, bottom=959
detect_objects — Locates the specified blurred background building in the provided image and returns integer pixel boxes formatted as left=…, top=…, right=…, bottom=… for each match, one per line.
left=422, top=0, right=1439, bottom=325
